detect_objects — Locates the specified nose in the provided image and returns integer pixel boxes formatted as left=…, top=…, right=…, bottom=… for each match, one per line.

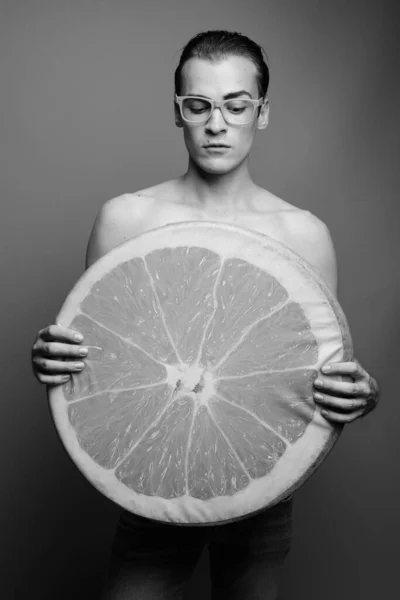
left=205, top=107, right=228, bottom=134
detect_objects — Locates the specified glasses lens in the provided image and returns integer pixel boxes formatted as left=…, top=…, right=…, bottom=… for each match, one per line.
left=182, top=98, right=212, bottom=123
left=180, top=97, right=257, bottom=125
left=222, top=100, right=255, bottom=125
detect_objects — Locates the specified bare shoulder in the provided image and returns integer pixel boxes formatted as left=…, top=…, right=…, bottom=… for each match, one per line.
left=85, top=180, right=181, bottom=268
left=85, top=192, right=151, bottom=269
left=252, top=189, right=332, bottom=244
left=96, top=179, right=182, bottom=224
left=251, top=187, right=299, bottom=214
left=93, top=192, right=151, bottom=233
left=283, top=208, right=332, bottom=244
left=282, top=208, right=338, bottom=295
left=101, top=179, right=182, bottom=215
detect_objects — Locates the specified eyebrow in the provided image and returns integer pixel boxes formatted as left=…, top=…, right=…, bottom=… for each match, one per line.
left=186, top=90, right=253, bottom=100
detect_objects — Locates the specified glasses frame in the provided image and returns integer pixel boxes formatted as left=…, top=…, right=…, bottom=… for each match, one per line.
left=174, top=94, right=266, bottom=126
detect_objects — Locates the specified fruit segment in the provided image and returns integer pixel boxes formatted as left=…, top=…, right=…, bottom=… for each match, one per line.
left=209, top=396, right=287, bottom=478
left=63, top=313, right=167, bottom=401
left=80, top=257, right=178, bottom=364
left=187, top=404, right=250, bottom=499
left=216, top=368, right=316, bottom=443
left=145, top=247, right=222, bottom=363
left=115, top=395, right=195, bottom=497
left=215, top=301, right=318, bottom=376
left=200, top=258, right=289, bottom=368
left=68, top=384, right=171, bottom=469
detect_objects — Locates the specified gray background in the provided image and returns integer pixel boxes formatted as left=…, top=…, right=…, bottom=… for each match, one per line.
left=1, top=1, right=398, bottom=598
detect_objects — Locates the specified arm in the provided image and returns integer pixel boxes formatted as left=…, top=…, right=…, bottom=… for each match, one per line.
left=32, top=195, right=133, bottom=386
left=85, top=194, right=137, bottom=269
left=290, top=212, right=380, bottom=423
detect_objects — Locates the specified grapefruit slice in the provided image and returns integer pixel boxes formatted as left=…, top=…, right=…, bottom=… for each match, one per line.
left=48, top=222, right=353, bottom=524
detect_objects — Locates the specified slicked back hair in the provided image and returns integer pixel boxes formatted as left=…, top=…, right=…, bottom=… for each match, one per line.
left=174, top=30, right=270, bottom=99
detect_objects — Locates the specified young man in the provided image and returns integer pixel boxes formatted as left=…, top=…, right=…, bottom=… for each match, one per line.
left=31, top=31, right=379, bottom=600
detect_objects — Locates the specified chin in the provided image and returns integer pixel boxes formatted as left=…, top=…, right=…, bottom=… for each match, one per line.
left=195, top=156, right=241, bottom=176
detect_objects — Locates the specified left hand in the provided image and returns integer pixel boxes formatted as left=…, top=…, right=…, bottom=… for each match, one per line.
left=313, top=360, right=380, bottom=423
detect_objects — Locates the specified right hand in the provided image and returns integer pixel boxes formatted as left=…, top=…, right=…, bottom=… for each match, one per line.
left=31, top=324, right=88, bottom=386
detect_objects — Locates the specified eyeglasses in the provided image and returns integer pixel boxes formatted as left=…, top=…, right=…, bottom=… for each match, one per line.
left=175, top=94, right=266, bottom=126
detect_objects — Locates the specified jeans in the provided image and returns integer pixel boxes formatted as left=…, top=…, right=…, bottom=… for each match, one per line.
left=100, top=496, right=293, bottom=600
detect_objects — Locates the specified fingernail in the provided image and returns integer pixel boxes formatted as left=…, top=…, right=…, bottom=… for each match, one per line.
left=74, top=333, right=83, bottom=342
left=314, top=392, right=324, bottom=401
left=79, top=347, right=88, bottom=356
left=322, top=365, right=331, bottom=373
left=74, top=362, right=85, bottom=369
left=314, top=379, right=323, bottom=387
left=61, top=375, right=70, bottom=382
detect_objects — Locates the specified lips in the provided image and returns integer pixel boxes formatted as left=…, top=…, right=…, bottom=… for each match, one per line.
left=204, top=144, right=230, bottom=148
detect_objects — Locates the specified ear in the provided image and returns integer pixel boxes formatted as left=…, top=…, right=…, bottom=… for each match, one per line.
left=257, top=99, right=269, bottom=131
left=174, top=100, right=184, bottom=128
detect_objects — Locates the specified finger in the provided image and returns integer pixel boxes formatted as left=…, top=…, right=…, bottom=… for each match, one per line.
left=321, top=361, right=365, bottom=380
left=314, top=378, right=367, bottom=398
left=37, top=341, right=89, bottom=359
left=40, top=324, right=84, bottom=344
left=320, top=408, right=365, bottom=424
left=38, top=373, right=72, bottom=386
left=313, top=393, right=366, bottom=412
left=33, top=357, right=86, bottom=374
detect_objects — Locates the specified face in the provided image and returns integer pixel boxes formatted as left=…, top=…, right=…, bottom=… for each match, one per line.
left=175, top=55, right=269, bottom=175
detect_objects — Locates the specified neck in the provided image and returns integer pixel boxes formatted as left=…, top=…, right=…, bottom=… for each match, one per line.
left=181, top=157, right=257, bottom=214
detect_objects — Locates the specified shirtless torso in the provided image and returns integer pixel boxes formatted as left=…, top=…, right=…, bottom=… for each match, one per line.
left=85, top=177, right=338, bottom=297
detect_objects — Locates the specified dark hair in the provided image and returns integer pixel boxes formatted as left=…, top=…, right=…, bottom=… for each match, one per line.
left=174, top=30, right=270, bottom=98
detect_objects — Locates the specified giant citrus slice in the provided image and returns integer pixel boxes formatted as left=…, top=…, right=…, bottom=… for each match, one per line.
left=48, top=222, right=353, bottom=524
